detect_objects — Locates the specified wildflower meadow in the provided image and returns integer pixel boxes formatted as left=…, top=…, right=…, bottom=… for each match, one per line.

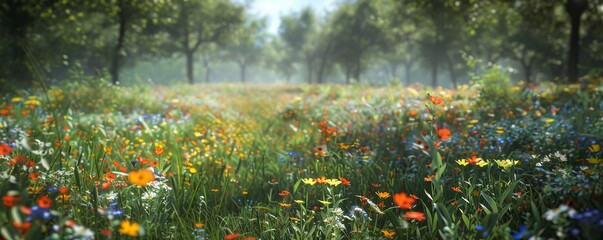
left=1, top=79, right=602, bottom=239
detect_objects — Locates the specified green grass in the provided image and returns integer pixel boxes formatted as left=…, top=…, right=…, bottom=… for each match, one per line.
left=1, top=80, right=602, bottom=239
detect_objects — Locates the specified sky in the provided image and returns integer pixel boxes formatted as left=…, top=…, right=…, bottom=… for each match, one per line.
left=246, top=0, right=337, bottom=34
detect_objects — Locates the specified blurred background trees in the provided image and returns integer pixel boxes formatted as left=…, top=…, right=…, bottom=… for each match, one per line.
left=1, top=0, right=602, bottom=91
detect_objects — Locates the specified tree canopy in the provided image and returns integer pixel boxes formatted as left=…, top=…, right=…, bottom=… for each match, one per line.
left=1, top=0, right=601, bottom=90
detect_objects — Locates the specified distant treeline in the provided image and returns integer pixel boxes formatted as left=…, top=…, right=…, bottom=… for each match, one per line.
left=1, top=0, right=602, bottom=91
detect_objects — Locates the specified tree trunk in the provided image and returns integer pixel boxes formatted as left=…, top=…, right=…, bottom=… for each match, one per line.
left=404, top=61, right=412, bottom=85
left=5, top=0, right=33, bottom=89
left=521, top=59, right=533, bottom=84
left=445, top=55, right=457, bottom=88
left=565, top=0, right=588, bottom=84
left=240, top=62, right=246, bottom=83
left=390, top=62, right=398, bottom=79
left=345, top=65, right=351, bottom=84
left=110, top=0, right=127, bottom=85
left=185, top=50, right=194, bottom=84
left=203, top=57, right=210, bottom=83
left=316, top=38, right=333, bottom=84
left=354, top=58, right=361, bottom=83
left=306, top=57, right=313, bottom=84
left=431, top=59, right=438, bottom=88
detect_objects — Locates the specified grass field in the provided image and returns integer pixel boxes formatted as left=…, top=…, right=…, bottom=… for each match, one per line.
left=1, top=80, right=602, bottom=239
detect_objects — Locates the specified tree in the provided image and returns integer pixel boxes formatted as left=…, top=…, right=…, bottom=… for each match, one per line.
left=163, top=0, right=243, bottom=84
left=224, top=18, right=267, bottom=83
left=0, top=0, right=46, bottom=89
left=564, top=0, right=589, bottom=83
left=330, top=0, right=388, bottom=84
left=279, top=8, right=318, bottom=84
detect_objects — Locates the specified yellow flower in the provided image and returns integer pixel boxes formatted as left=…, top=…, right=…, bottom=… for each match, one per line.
left=325, top=178, right=342, bottom=186
left=382, top=230, right=396, bottom=239
left=301, top=178, right=317, bottom=185
left=475, top=160, right=489, bottom=167
left=375, top=191, right=391, bottom=199
left=128, top=169, right=155, bottom=187
left=456, top=159, right=469, bottom=166
left=494, top=159, right=519, bottom=170
left=588, top=144, right=600, bottom=153
left=318, top=200, right=331, bottom=205
left=24, top=96, right=41, bottom=106
left=279, top=203, right=292, bottom=208
left=587, top=157, right=601, bottom=164
left=11, top=97, right=23, bottom=102
left=294, top=200, right=304, bottom=204
left=119, top=220, right=140, bottom=237
left=189, top=168, right=197, bottom=174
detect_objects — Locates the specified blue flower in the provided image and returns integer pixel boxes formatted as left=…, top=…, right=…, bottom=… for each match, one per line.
left=512, top=225, right=529, bottom=240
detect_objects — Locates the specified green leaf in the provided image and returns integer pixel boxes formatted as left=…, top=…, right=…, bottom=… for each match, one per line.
left=434, top=203, right=452, bottom=226
left=481, top=192, right=498, bottom=213
left=461, top=213, right=471, bottom=229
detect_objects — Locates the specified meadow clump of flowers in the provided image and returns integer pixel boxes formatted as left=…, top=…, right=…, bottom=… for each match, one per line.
left=0, top=80, right=602, bottom=239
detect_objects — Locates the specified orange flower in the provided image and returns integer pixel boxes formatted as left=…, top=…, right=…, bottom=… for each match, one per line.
left=338, top=177, right=351, bottom=186
left=382, top=230, right=396, bottom=239
left=155, top=147, right=164, bottom=155
left=393, top=192, right=415, bottom=209
left=424, top=174, right=435, bottom=182
left=436, top=127, right=451, bottom=140
left=0, top=143, right=13, bottom=156
left=150, top=160, right=159, bottom=168
left=38, top=195, right=52, bottom=208
left=128, top=169, right=155, bottom=187
left=451, top=186, right=461, bottom=192
left=13, top=221, right=31, bottom=235
left=224, top=233, right=241, bottom=240
left=278, top=190, right=291, bottom=197
left=106, top=172, right=116, bottom=181
left=404, top=211, right=426, bottom=221
left=119, top=220, right=140, bottom=237
left=408, top=110, right=418, bottom=118
left=315, top=176, right=327, bottom=185
left=59, top=187, right=69, bottom=195
left=429, top=95, right=443, bottom=105
left=3, top=194, right=21, bottom=207
left=375, top=191, right=391, bottom=199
